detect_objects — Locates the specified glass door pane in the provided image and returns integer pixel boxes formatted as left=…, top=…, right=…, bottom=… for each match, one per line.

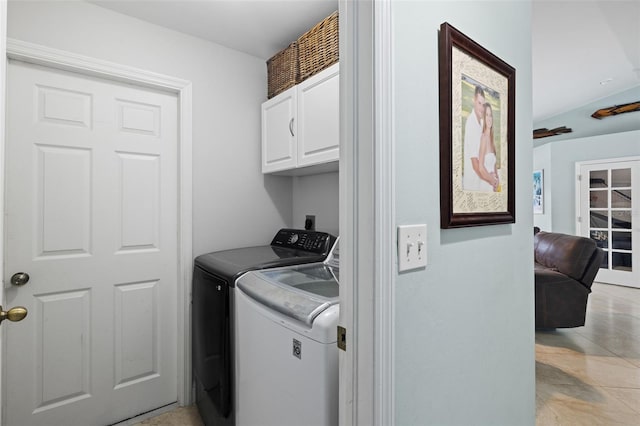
left=611, top=168, right=632, bottom=272
left=589, top=169, right=611, bottom=271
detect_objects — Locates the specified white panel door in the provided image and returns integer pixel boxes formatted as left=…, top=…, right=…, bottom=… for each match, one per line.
left=579, top=160, right=640, bottom=288
left=3, top=60, right=178, bottom=425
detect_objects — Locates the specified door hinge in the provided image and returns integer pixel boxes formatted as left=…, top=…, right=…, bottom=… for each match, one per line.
left=337, top=325, right=346, bottom=351
left=577, top=174, right=582, bottom=181
left=577, top=216, right=582, bottom=223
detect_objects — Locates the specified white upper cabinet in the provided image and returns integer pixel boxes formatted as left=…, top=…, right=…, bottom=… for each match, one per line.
left=262, top=63, right=339, bottom=175
left=297, top=64, right=339, bottom=167
left=261, top=86, right=297, bottom=173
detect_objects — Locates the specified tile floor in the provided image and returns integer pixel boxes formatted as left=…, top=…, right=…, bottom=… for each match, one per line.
left=134, top=405, right=203, bottom=426
left=142, top=283, right=639, bottom=425
left=536, top=282, right=640, bottom=425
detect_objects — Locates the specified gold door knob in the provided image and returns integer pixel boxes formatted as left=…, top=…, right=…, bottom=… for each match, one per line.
left=0, top=306, right=28, bottom=324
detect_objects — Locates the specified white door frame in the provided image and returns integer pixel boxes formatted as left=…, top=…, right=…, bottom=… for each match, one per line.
left=339, top=1, right=394, bottom=425
left=1, top=38, right=194, bottom=409
left=0, top=4, right=8, bottom=421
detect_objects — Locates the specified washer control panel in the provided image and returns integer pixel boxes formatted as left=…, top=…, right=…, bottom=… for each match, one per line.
left=270, top=229, right=334, bottom=254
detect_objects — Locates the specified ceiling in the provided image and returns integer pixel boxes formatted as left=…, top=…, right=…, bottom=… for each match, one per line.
left=91, top=0, right=339, bottom=60
left=532, top=0, right=640, bottom=122
left=91, top=0, right=640, bottom=125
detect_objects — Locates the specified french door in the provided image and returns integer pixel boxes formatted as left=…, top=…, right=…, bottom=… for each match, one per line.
left=578, top=159, right=640, bottom=287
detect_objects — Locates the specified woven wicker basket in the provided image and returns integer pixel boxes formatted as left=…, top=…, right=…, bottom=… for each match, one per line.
left=267, top=42, right=298, bottom=99
left=297, top=11, right=339, bottom=82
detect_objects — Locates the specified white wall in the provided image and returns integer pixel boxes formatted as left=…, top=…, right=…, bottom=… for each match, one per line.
left=533, top=143, right=552, bottom=231
left=534, top=130, right=640, bottom=235
left=7, top=1, right=293, bottom=256
left=292, top=172, right=339, bottom=236
left=393, top=1, right=535, bottom=424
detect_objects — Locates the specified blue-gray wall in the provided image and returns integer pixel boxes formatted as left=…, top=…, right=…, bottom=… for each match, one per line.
left=533, top=130, right=640, bottom=234
left=393, top=1, right=535, bottom=425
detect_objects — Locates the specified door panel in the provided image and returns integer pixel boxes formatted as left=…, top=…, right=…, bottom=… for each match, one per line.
left=37, top=85, right=92, bottom=128
left=4, top=60, right=178, bottom=425
left=36, top=145, right=92, bottom=257
left=34, top=289, right=91, bottom=412
left=114, top=280, right=159, bottom=387
left=117, top=152, right=160, bottom=251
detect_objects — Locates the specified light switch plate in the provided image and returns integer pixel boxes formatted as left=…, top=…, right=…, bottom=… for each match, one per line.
left=397, top=224, right=427, bottom=272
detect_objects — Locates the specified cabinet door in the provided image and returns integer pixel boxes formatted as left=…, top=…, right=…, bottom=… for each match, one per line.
left=297, top=64, right=339, bottom=167
left=261, top=86, right=297, bottom=173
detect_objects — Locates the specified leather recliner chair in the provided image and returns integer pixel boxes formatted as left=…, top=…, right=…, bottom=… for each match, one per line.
left=534, top=231, right=604, bottom=329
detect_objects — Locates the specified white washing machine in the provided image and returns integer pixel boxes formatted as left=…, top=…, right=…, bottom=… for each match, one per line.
left=234, top=258, right=339, bottom=426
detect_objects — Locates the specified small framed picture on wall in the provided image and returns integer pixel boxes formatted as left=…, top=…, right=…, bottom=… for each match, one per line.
left=533, top=169, right=544, bottom=214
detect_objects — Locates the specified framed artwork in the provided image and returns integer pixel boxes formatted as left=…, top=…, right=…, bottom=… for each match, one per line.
left=533, top=169, right=544, bottom=214
left=438, top=22, right=516, bottom=228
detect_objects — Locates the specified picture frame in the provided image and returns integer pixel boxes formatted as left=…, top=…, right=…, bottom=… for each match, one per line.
left=438, top=22, right=516, bottom=228
left=533, top=169, right=544, bottom=214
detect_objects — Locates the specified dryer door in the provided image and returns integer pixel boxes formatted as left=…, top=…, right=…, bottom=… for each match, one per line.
left=192, top=267, right=231, bottom=417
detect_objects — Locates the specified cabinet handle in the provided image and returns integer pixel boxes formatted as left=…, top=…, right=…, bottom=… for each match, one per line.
left=289, top=118, right=295, bottom=137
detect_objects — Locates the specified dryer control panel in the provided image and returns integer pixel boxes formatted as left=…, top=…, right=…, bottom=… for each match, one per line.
left=270, top=229, right=335, bottom=254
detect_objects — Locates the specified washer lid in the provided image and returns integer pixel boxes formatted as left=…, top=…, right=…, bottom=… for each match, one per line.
left=237, top=264, right=338, bottom=326
left=194, top=246, right=326, bottom=283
